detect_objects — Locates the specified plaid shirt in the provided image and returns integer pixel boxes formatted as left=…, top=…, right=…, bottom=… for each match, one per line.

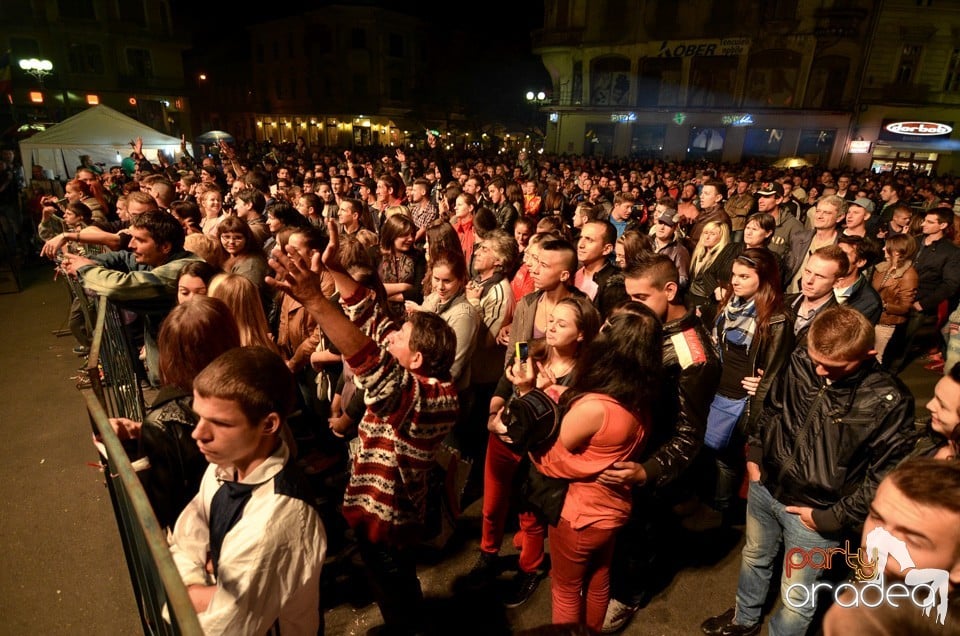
left=409, top=200, right=438, bottom=230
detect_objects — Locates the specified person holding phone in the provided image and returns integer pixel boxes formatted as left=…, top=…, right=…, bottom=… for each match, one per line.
left=463, top=296, right=600, bottom=609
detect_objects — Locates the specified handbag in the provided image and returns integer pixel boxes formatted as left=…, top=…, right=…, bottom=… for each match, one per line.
left=519, top=458, right=568, bottom=527
left=500, top=388, right=561, bottom=454
left=502, top=388, right=568, bottom=526
left=704, top=393, right=749, bottom=451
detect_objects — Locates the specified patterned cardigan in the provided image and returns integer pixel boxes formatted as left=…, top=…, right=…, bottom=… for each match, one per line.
left=339, top=287, right=459, bottom=546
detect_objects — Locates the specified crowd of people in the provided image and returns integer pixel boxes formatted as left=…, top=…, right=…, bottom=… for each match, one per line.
left=9, top=131, right=960, bottom=634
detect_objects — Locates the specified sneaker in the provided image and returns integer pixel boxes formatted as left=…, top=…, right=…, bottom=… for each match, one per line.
left=601, top=598, right=639, bottom=633
left=701, top=608, right=735, bottom=635
left=701, top=608, right=759, bottom=636
left=461, top=551, right=499, bottom=589
left=503, top=569, right=543, bottom=608
left=72, top=345, right=90, bottom=356
left=925, top=359, right=946, bottom=373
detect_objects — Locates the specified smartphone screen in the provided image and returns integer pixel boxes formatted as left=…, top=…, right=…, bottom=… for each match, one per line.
left=516, top=341, right=529, bottom=362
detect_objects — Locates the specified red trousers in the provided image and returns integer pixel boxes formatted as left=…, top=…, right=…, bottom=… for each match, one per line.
left=480, top=433, right=545, bottom=573
left=548, top=517, right=618, bottom=633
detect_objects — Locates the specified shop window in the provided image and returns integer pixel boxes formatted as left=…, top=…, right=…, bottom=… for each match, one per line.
left=797, top=129, right=836, bottom=165
left=687, top=127, right=725, bottom=162
left=630, top=125, right=665, bottom=158
left=586, top=124, right=615, bottom=158
left=742, top=128, right=783, bottom=159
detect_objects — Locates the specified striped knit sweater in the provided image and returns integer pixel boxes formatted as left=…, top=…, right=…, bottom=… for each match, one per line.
left=339, top=287, right=459, bottom=545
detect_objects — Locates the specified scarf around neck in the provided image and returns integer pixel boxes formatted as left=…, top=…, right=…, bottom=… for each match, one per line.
left=717, top=296, right=758, bottom=354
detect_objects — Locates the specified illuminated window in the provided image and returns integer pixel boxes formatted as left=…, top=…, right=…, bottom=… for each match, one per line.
left=29, top=91, right=43, bottom=103
left=86, top=94, right=99, bottom=104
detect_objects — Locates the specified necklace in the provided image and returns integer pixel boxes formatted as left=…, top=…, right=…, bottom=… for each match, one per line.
left=547, top=351, right=576, bottom=379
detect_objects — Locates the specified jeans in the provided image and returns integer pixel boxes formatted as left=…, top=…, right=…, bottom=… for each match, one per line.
left=734, top=480, right=840, bottom=636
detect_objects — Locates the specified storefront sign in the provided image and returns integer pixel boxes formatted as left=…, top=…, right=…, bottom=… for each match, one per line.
left=848, top=140, right=872, bottom=154
left=880, top=120, right=953, bottom=142
left=611, top=112, right=637, bottom=123
left=721, top=113, right=754, bottom=126
left=656, top=38, right=751, bottom=58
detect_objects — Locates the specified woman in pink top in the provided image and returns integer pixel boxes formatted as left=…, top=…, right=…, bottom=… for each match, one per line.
left=530, top=306, right=663, bottom=632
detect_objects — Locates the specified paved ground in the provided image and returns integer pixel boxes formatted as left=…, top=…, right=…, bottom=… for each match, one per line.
left=0, top=260, right=939, bottom=635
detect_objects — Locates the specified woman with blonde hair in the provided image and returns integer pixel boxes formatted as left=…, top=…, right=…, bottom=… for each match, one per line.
left=686, top=220, right=735, bottom=327
left=197, top=182, right=225, bottom=237
left=207, top=273, right=280, bottom=354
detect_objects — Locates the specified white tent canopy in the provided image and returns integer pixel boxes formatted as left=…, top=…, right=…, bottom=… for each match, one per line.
left=19, top=105, right=191, bottom=183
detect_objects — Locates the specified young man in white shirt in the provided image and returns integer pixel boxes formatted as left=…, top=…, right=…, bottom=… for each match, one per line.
left=169, top=347, right=326, bottom=635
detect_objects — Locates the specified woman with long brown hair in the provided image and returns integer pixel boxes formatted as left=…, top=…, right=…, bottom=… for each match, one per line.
left=378, top=214, right=426, bottom=322
left=107, top=296, right=241, bottom=529
left=704, top=248, right=794, bottom=522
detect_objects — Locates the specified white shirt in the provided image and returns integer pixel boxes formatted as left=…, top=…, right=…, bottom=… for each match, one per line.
left=170, top=442, right=327, bottom=635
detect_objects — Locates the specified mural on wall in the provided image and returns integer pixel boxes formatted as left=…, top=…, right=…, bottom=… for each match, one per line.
left=592, top=72, right=631, bottom=106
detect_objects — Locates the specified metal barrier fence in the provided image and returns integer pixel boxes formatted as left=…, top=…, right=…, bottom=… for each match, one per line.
left=81, top=294, right=201, bottom=635
left=86, top=295, right=145, bottom=422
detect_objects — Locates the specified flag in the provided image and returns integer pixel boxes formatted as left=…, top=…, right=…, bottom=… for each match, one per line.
left=0, top=50, right=10, bottom=95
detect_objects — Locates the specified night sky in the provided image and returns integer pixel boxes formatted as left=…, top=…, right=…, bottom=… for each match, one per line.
left=171, top=0, right=549, bottom=121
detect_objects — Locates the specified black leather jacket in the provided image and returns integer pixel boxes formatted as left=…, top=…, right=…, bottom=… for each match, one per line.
left=746, top=349, right=915, bottom=534
left=640, top=308, right=721, bottom=488
left=714, top=310, right=794, bottom=434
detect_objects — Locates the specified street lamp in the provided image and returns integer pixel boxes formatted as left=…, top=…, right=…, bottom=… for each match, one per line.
left=524, top=90, right=547, bottom=148
left=19, top=58, right=53, bottom=87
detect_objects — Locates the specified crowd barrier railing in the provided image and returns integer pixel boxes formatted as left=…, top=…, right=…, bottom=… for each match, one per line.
left=81, top=294, right=201, bottom=635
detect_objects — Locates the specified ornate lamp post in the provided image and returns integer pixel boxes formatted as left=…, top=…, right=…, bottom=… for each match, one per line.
left=18, top=58, right=53, bottom=87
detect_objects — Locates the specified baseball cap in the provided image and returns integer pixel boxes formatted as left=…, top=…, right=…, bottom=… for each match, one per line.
left=657, top=209, right=680, bottom=227
left=852, top=197, right=875, bottom=213
left=757, top=182, right=784, bottom=197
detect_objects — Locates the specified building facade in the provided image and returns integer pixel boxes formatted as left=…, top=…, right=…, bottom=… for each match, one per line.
left=533, top=0, right=876, bottom=168
left=2, top=0, right=191, bottom=142
left=849, top=0, right=960, bottom=175
left=189, top=5, right=448, bottom=149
